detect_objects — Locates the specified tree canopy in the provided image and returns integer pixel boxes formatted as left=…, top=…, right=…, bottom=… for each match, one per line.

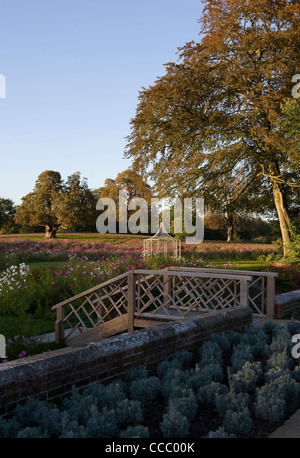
left=125, top=0, right=300, bottom=253
left=0, top=198, right=16, bottom=234
left=15, top=171, right=97, bottom=238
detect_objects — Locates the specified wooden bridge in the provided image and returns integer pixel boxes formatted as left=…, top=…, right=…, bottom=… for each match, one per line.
left=51, top=268, right=278, bottom=346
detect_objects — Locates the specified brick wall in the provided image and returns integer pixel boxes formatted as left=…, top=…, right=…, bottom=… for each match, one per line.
left=0, top=306, right=252, bottom=416
left=275, top=290, right=300, bottom=319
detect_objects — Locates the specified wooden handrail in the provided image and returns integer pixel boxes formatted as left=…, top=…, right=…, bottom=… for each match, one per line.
left=51, top=272, right=129, bottom=310
left=166, top=266, right=279, bottom=277
left=134, top=269, right=253, bottom=282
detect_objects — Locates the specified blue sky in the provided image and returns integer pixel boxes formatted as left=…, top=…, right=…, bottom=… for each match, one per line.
left=0, top=0, right=203, bottom=205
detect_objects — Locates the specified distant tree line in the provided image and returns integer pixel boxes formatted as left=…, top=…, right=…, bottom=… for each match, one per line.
left=0, top=167, right=283, bottom=243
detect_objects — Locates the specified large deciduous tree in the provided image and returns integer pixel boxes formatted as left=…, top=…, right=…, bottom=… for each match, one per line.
left=15, top=171, right=97, bottom=238
left=98, top=168, right=153, bottom=233
left=0, top=198, right=16, bottom=233
left=125, top=0, right=300, bottom=255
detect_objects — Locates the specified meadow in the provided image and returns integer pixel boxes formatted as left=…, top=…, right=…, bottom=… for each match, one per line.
left=0, top=233, right=299, bottom=362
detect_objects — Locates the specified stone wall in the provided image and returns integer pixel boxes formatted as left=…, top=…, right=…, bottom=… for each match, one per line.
left=0, top=306, right=252, bottom=416
left=275, top=289, right=300, bottom=319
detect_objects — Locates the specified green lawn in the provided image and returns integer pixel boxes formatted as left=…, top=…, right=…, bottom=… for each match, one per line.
left=210, top=260, right=270, bottom=271
left=0, top=315, right=55, bottom=340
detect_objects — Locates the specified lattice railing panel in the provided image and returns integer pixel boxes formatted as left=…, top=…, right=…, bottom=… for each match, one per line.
left=136, top=272, right=241, bottom=318
left=164, top=267, right=276, bottom=316
left=232, top=276, right=265, bottom=315
left=61, top=273, right=129, bottom=341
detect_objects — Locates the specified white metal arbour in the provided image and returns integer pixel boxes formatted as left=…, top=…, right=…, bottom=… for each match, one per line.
left=143, top=222, right=181, bottom=258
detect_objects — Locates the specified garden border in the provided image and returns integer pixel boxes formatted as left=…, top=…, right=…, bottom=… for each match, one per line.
left=0, top=306, right=252, bottom=417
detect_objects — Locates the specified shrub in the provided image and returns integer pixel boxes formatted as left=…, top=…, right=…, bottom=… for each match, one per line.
left=160, top=368, right=189, bottom=399
left=210, top=332, right=231, bottom=352
left=60, top=412, right=87, bottom=438
left=287, top=321, right=300, bottom=337
left=17, top=427, right=47, bottom=438
left=160, top=403, right=190, bottom=438
left=231, top=343, right=254, bottom=373
left=124, top=365, right=148, bottom=383
left=167, top=390, right=198, bottom=422
left=207, top=427, right=235, bottom=438
left=269, top=326, right=291, bottom=354
left=82, top=381, right=126, bottom=410
left=15, top=396, right=61, bottom=436
left=266, top=350, right=291, bottom=371
left=188, top=363, right=224, bottom=392
left=156, top=352, right=192, bottom=379
left=62, top=390, right=96, bottom=424
left=227, top=331, right=243, bottom=348
left=222, top=408, right=253, bottom=436
left=85, top=406, right=119, bottom=438
left=15, top=397, right=47, bottom=428
left=0, top=417, right=21, bottom=438
left=198, top=341, right=223, bottom=367
left=293, top=365, right=300, bottom=382
left=231, top=361, right=263, bottom=393
left=120, top=425, right=150, bottom=438
left=240, top=325, right=270, bottom=359
left=171, top=350, right=194, bottom=368
left=255, top=373, right=300, bottom=413
left=115, top=400, right=143, bottom=427
left=130, top=376, right=161, bottom=407
left=265, top=367, right=290, bottom=383
left=254, top=391, right=285, bottom=424
left=215, top=391, right=250, bottom=418
left=262, top=321, right=280, bottom=340
left=197, top=382, right=228, bottom=406
left=157, top=359, right=181, bottom=379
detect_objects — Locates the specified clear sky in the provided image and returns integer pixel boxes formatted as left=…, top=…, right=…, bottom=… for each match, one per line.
left=0, top=0, right=203, bottom=205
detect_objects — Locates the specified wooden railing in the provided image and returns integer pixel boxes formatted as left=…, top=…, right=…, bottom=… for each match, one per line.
left=165, top=267, right=279, bottom=318
left=52, top=268, right=255, bottom=346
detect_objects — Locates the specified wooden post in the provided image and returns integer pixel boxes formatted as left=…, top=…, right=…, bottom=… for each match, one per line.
left=128, top=271, right=136, bottom=332
left=240, top=278, right=249, bottom=308
left=55, top=306, right=65, bottom=345
left=266, top=276, right=275, bottom=319
left=163, top=268, right=172, bottom=309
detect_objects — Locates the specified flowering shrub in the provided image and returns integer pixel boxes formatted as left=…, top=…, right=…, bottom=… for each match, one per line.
left=1, top=335, right=61, bottom=363
left=0, top=263, right=29, bottom=294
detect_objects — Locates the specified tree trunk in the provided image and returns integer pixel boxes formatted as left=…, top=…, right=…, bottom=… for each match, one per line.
left=225, top=213, right=234, bottom=242
left=269, top=162, right=292, bottom=257
left=271, top=181, right=292, bottom=257
left=45, top=225, right=58, bottom=239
